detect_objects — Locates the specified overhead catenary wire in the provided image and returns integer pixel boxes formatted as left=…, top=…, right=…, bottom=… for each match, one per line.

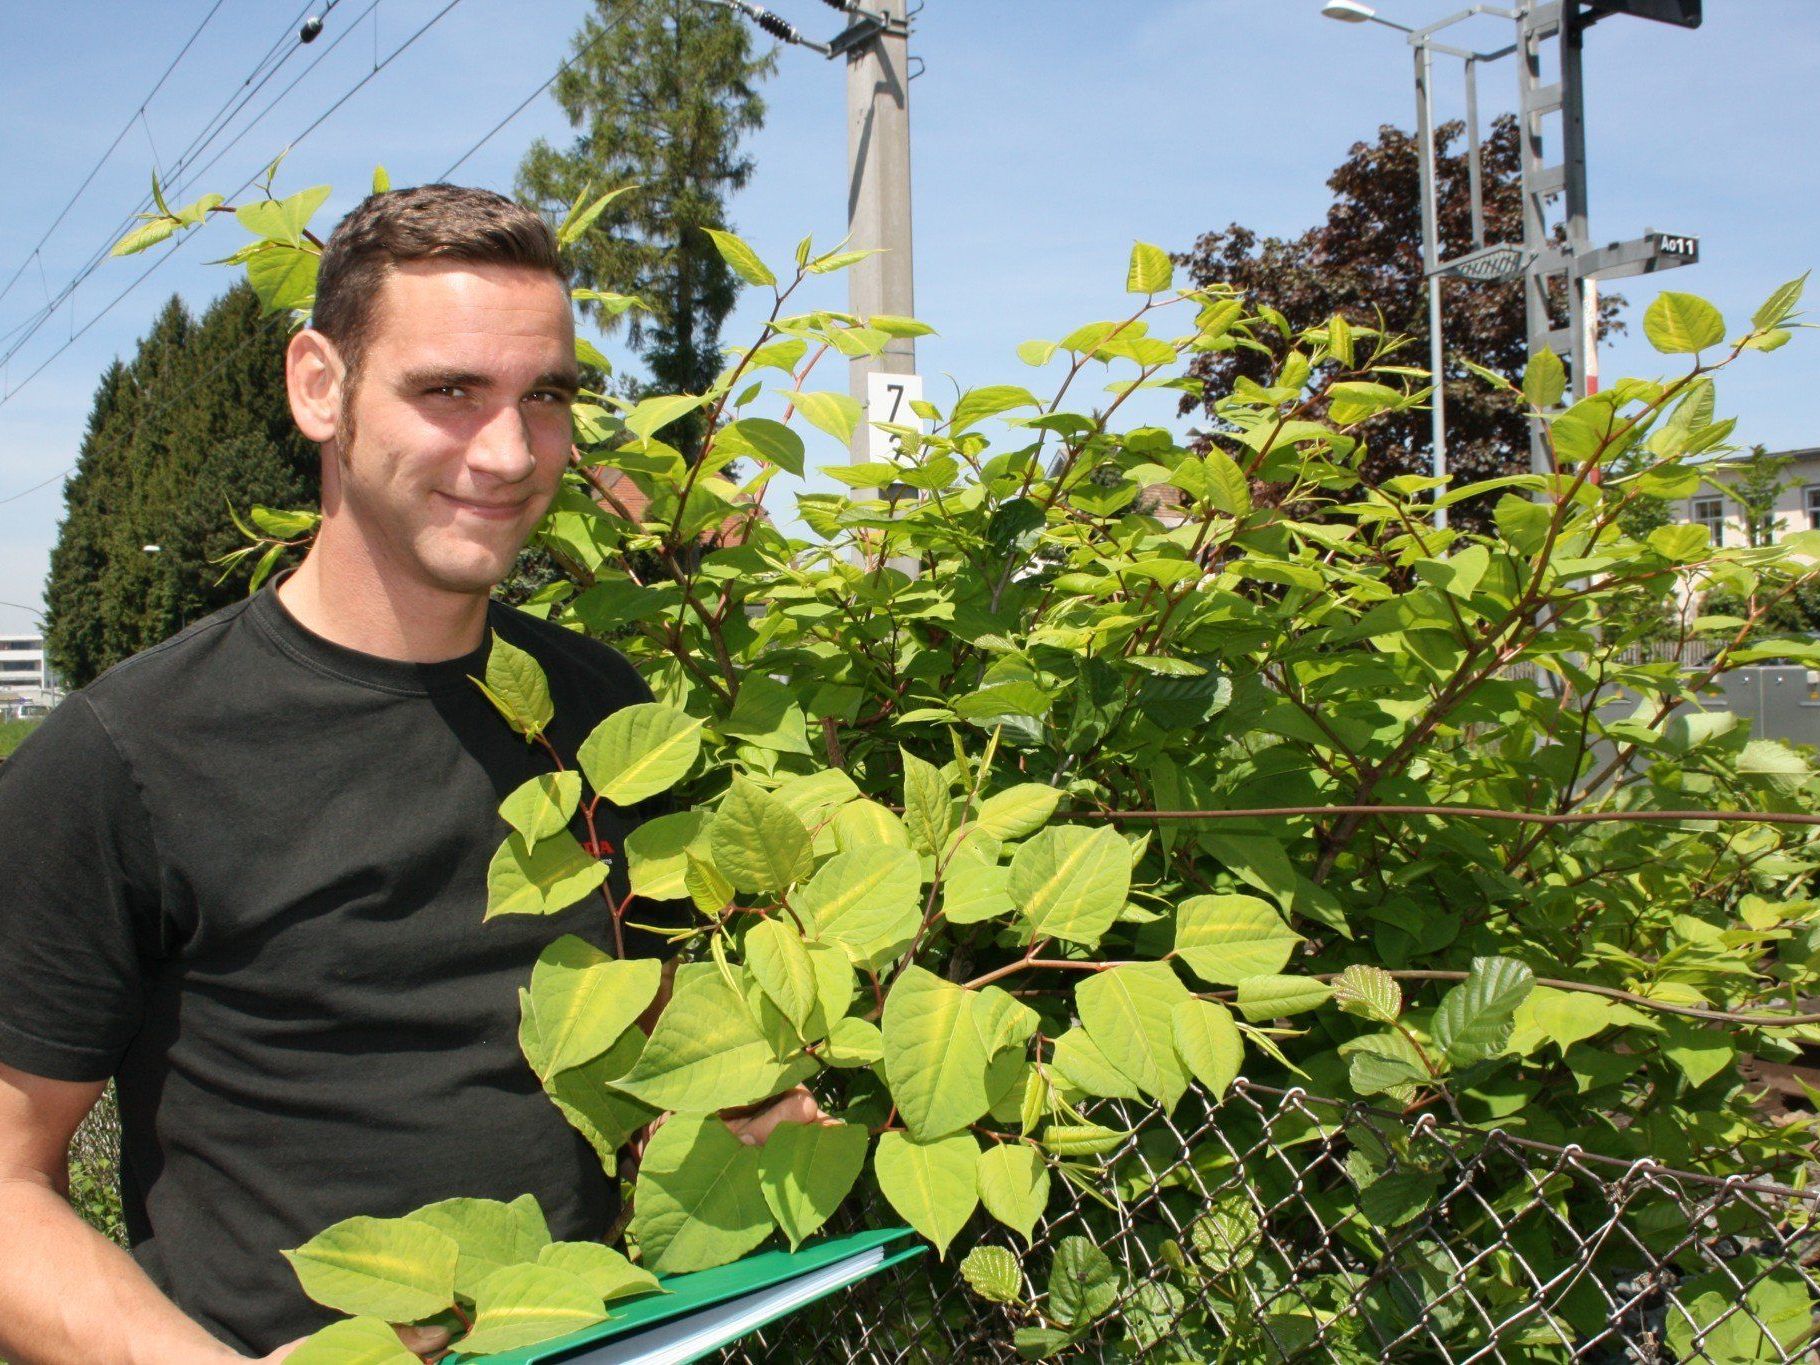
left=0, top=0, right=232, bottom=312
left=0, top=0, right=465, bottom=415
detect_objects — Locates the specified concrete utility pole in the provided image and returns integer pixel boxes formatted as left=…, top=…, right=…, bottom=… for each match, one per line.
left=833, top=0, right=917, bottom=463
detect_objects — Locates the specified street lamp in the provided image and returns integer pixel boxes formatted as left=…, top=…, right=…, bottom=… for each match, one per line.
left=1321, top=1, right=1415, bottom=30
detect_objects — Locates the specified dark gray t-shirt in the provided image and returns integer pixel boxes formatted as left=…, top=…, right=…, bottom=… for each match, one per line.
left=0, top=582, right=666, bottom=1354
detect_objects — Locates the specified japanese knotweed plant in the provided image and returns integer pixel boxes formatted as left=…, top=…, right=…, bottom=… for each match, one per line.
left=124, top=174, right=1820, bottom=1360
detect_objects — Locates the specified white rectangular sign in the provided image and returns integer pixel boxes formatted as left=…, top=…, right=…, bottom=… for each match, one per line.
left=866, top=370, right=925, bottom=464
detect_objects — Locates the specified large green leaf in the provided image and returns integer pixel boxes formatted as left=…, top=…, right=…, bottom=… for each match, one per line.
left=633, top=1113, right=775, bottom=1274
left=485, top=830, right=607, bottom=920
left=702, top=229, right=776, bottom=288
left=830, top=799, right=913, bottom=851
left=404, top=1196, right=550, bottom=1299
left=901, top=750, right=952, bottom=855
left=577, top=703, right=704, bottom=806
left=623, top=393, right=710, bottom=439
left=499, top=772, right=581, bottom=843
left=784, top=389, right=861, bottom=443
left=1234, top=975, right=1333, bottom=1022
left=1048, top=1236, right=1119, bottom=1329
left=756, top=1119, right=870, bottom=1248
left=624, top=810, right=711, bottom=900
left=941, top=858, right=1014, bottom=926
left=797, top=844, right=923, bottom=966
left=1075, top=962, right=1190, bottom=1108
left=474, top=634, right=554, bottom=740
left=1172, top=999, right=1243, bottom=1098
left=873, top=1130, right=980, bottom=1258
left=527, top=935, right=662, bottom=1077
left=282, top=1216, right=460, bottom=1322
left=245, top=241, right=321, bottom=315
left=1643, top=291, right=1725, bottom=353
left=543, top=1030, right=657, bottom=1161
left=961, top=1246, right=1023, bottom=1304
left=714, top=417, right=804, bottom=475
left=1431, top=956, right=1535, bottom=1067
left=613, top=966, right=814, bottom=1112
left=974, top=783, right=1062, bottom=841
left=1126, top=240, right=1173, bottom=294
left=745, top=918, right=818, bottom=1031
left=977, top=1142, right=1049, bottom=1245
left=535, top=1242, right=661, bottom=1303
left=1050, top=1026, right=1143, bottom=1101
left=883, top=966, right=1004, bottom=1141
left=285, top=1317, right=420, bottom=1364
left=235, top=184, right=331, bottom=246
left=709, top=777, right=814, bottom=894
left=1172, top=893, right=1301, bottom=985
left=1007, top=824, right=1131, bottom=946
left=454, top=1263, right=607, bottom=1355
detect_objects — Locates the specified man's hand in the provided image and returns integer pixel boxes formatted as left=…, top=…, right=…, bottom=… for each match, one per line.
left=252, top=1322, right=451, bottom=1361
left=718, top=1085, right=834, bottom=1146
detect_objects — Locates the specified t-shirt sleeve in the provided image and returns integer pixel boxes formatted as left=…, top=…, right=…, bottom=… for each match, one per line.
left=0, top=697, right=161, bottom=1082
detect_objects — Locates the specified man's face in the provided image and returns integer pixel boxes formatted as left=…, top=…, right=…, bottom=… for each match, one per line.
left=328, top=260, right=577, bottom=596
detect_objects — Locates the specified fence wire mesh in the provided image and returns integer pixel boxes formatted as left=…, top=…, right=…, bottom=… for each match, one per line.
left=719, top=1080, right=1820, bottom=1364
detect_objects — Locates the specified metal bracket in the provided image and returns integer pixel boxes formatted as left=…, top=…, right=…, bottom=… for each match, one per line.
left=826, top=7, right=907, bottom=58
left=1431, top=241, right=1537, bottom=282
left=1575, top=230, right=1699, bottom=280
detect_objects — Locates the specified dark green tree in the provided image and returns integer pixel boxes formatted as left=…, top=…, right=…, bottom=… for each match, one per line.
left=516, top=0, right=774, bottom=442
left=45, top=284, right=316, bottom=687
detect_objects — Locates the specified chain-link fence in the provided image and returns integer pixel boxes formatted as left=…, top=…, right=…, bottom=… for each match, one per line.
left=721, top=1079, right=1820, bottom=1364
left=63, top=1079, right=1820, bottom=1361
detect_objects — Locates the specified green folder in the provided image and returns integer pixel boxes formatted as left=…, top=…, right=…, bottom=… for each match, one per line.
left=453, top=1226, right=924, bottom=1364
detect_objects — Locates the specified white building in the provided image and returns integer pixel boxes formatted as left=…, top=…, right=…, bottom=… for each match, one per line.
left=0, top=634, right=60, bottom=717
left=1683, top=445, right=1820, bottom=548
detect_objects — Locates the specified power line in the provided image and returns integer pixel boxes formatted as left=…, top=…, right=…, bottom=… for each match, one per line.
left=0, top=0, right=231, bottom=311
left=0, top=0, right=465, bottom=413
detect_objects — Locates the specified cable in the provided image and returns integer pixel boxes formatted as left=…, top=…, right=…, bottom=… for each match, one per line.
left=0, top=0, right=230, bottom=311
left=0, top=0, right=463, bottom=412
left=438, top=12, right=631, bottom=180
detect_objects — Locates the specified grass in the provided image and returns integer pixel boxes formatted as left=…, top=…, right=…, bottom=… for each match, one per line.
left=0, top=718, right=42, bottom=758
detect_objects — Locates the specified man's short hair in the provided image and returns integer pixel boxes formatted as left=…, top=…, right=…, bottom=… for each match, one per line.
left=311, top=183, right=568, bottom=388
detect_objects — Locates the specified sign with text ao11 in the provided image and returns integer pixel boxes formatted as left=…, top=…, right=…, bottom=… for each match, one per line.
left=866, top=371, right=926, bottom=463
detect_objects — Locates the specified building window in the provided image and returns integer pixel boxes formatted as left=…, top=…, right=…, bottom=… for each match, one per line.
left=1803, top=486, right=1820, bottom=532
left=1690, top=496, right=1724, bottom=542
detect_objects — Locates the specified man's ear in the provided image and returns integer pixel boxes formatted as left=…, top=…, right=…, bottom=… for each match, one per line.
left=286, top=328, right=345, bottom=444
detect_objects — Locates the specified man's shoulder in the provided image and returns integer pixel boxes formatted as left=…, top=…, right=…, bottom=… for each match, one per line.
left=488, top=601, right=651, bottom=704
left=80, top=596, right=261, bottom=716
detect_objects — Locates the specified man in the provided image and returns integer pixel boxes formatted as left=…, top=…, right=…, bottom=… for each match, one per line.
left=0, top=185, right=809, bottom=1364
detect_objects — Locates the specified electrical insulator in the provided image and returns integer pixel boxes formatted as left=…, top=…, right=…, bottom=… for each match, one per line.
left=300, top=15, right=323, bottom=41
left=754, top=11, right=796, bottom=41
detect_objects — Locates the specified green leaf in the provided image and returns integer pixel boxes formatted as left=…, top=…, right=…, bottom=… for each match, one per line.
left=831, top=799, right=912, bottom=852
left=1647, top=522, right=1709, bottom=562
left=623, top=393, right=709, bottom=440
left=708, top=777, right=814, bottom=893
left=1076, top=962, right=1191, bottom=1108
left=822, top=1015, right=885, bottom=1067
left=1413, top=543, right=1490, bottom=598
left=285, top=1317, right=420, bottom=1365
left=977, top=1142, right=1049, bottom=1245
left=528, top=936, right=662, bottom=1077
left=806, top=247, right=880, bottom=274
left=1661, top=1017, right=1735, bottom=1089
left=1522, top=348, right=1566, bottom=409
left=702, top=228, right=776, bottom=288
left=951, top=385, right=1041, bottom=434
left=883, top=967, right=1009, bottom=1141
left=961, top=1245, right=1023, bottom=1304
left=714, top=417, right=805, bottom=475
left=974, top=783, right=1062, bottom=841
left=1752, top=271, right=1808, bottom=331
left=1333, top=965, right=1402, bottom=1024
left=1507, top=986, right=1620, bottom=1057
left=1047, top=1235, right=1118, bottom=1329
left=405, top=1195, right=550, bottom=1299
left=556, top=183, right=636, bottom=248
left=797, top=844, right=922, bottom=966
left=475, top=634, right=554, bottom=740
left=756, top=1119, right=870, bottom=1249
left=901, top=750, right=952, bottom=855
left=941, top=858, right=1015, bottom=926
left=1126, top=241, right=1173, bottom=294
left=1431, top=956, right=1535, bottom=1067
left=1325, top=381, right=1403, bottom=425
left=1013, top=1326, right=1078, bottom=1359
left=1050, top=1026, right=1143, bottom=1101
left=111, top=215, right=181, bottom=257
left=873, top=1130, right=979, bottom=1258
left=234, top=185, right=330, bottom=247
left=1172, top=893, right=1300, bottom=986
left=614, top=966, right=815, bottom=1112
left=1172, top=999, right=1243, bottom=1098
left=625, top=810, right=710, bottom=900
left=371, top=165, right=391, bottom=194
left=536, top=1242, right=661, bottom=1303
left=784, top=389, right=862, bottom=444
left=1348, top=1046, right=1429, bottom=1097
left=499, top=771, right=581, bottom=843
left=282, top=1216, right=460, bottom=1322
left=1643, top=291, right=1726, bottom=353
left=485, top=830, right=608, bottom=920
left=1017, top=340, right=1058, bottom=367
left=245, top=242, right=320, bottom=315
left=633, top=1112, right=774, bottom=1273
left=745, top=919, right=818, bottom=1031
left=455, top=1263, right=607, bottom=1355
left=1234, top=975, right=1332, bottom=1022
left=1008, top=824, right=1132, bottom=947
left=543, top=1032, right=657, bottom=1161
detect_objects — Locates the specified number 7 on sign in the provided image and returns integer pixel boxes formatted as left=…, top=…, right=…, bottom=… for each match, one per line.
left=866, top=370, right=926, bottom=463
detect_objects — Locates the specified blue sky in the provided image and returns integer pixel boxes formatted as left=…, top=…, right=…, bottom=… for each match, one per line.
left=1, top=0, right=1815, bottom=635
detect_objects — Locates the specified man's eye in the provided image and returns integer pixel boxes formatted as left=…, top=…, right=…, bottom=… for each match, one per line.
left=526, top=390, right=570, bottom=406
left=428, top=385, right=468, bottom=399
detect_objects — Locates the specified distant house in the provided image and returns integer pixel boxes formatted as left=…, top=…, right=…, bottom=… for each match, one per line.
left=591, top=466, right=771, bottom=548
left=1681, top=445, right=1820, bottom=548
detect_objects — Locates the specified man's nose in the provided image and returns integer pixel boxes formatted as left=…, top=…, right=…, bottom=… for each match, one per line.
left=467, top=402, right=538, bottom=483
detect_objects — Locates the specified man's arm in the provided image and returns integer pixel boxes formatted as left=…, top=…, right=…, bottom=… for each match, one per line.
left=0, top=1060, right=249, bottom=1365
